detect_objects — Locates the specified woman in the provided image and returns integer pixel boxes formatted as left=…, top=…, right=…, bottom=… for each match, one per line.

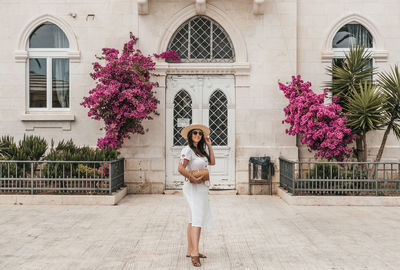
left=178, top=123, right=215, bottom=267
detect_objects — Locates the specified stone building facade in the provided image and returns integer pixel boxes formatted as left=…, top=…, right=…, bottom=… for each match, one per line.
left=1, top=0, right=399, bottom=194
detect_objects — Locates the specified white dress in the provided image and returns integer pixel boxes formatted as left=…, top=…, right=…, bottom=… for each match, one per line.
left=180, top=146, right=215, bottom=228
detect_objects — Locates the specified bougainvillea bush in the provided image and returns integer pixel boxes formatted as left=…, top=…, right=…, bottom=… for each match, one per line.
left=81, top=35, right=180, bottom=149
left=279, top=75, right=356, bottom=161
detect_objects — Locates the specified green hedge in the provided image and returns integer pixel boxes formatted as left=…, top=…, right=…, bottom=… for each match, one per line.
left=306, top=163, right=367, bottom=179
left=299, top=163, right=371, bottom=195
left=0, top=136, right=119, bottom=179
left=0, top=135, right=118, bottom=161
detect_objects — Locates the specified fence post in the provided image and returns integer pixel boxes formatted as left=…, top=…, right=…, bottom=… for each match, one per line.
left=375, top=164, right=378, bottom=196
left=109, top=161, right=112, bottom=195
left=121, top=159, right=125, bottom=190
left=292, top=162, right=296, bottom=195
left=31, top=162, right=34, bottom=195
left=268, top=163, right=272, bottom=195
left=278, top=158, right=281, bottom=189
left=248, top=162, right=251, bottom=195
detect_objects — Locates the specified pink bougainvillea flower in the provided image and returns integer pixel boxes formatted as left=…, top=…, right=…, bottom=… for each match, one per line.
left=81, top=35, right=181, bottom=149
left=279, top=75, right=356, bottom=161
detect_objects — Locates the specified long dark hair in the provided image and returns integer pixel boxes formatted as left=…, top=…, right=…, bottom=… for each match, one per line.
left=187, top=129, right=210, bottom=162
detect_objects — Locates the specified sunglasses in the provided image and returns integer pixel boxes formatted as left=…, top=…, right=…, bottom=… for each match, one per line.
left=191, top=130, right=203, bottom=136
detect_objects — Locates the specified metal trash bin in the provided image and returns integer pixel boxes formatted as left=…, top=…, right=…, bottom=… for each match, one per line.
left=248, top=157, right=274, bottom=195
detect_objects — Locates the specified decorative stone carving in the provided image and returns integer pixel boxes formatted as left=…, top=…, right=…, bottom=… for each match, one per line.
left=195, top=0, right=206, bottom=14
left=253, top=0, right=265, bottom=15
left=137, top=0, right=149, bottom=15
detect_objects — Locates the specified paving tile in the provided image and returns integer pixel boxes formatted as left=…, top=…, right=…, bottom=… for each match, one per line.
left=0, top=195, right=400, bottom=269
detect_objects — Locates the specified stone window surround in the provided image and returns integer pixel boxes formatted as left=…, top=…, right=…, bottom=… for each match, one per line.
left=321, top=13, right=388, bottom=63
left=155, top=4, right=250, bottom=79
left=331, top=24, right=375, bottom=80
left=14, top=14, right=80, bottom=124
left=321, top=14, right=388, bottom=104
left=167, top=15, right=236, bottom=63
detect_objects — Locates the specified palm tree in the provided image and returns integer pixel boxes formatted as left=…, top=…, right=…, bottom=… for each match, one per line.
left=345, top=82, right=385, bottom=162
left=376, top=65, right=400, bottom=162
left=326, top=44, right=375, bottom=108
left=325, top=44, right=381, bottom=161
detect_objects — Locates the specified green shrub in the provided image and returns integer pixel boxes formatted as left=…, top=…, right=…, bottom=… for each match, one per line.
left=0, top=136, right=16, bottom=160
left=42, top=139, right=118, bottom=178
left=0, top=135, right=47, bottom=161
left=0, top=135, right=45, bottom=176
left=306, top=163, right=368, bottom=179
left=300, top=163, right=370, bottom=195
left=1, top=135, right=118, bottom=162
left=18, top=134, right=48, bottom=160
left=0, top=136, right=119, bottom=178
left=44, top=139, right=119, bottom=161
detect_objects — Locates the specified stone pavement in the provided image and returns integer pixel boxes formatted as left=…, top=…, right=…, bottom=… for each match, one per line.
left=1, top=194, right=400, bottom=270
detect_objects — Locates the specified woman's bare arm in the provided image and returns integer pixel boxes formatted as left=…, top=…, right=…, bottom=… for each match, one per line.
left=178, top=159, right=203, bottom=183
left=205, top=137, right=215, bottom=166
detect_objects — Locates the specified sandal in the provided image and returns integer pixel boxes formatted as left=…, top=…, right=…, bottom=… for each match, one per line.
left=191, top=256, right=201, bottom=267
left=186, top=253, right=207, bottom=258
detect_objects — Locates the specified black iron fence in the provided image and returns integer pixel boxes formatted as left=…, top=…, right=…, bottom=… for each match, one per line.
left=0, top=158, right=124, bottom=195
left=279, top=158, right=400, bottom=196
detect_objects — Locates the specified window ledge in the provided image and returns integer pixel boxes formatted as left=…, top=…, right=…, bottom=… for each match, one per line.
left=321, top=49, right=389, bottom=63
left=373, top=50, right=389, bottom=62
left=20, top=113, right=75, bottom=122
left=321, top=51, right=335, bottom=63
left=14, top=50, right=81, bottom=63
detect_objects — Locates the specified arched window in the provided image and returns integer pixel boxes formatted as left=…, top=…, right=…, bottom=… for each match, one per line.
left=28, top=23, right=70, bottom=110
left=209, top=90, right=228, bottom=146
left=174, top=90, right=192, bottom=146
left=332, top=23, right=373, bottom=72
left=332, top=24, right=372, bottom=49
left=29, top=23, right=69, bottom=48
left=167, top=16, right=235, bottom=63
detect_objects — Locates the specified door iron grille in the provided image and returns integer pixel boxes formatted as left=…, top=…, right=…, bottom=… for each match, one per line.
left=173, top=90, right=192, bottom=146
left=209, top=90, right=228, bottom=146
left=167, top=16, right=235, bottom=63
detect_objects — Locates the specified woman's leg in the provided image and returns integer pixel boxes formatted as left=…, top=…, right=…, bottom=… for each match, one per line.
left=186, top=223, right=193, bottom=256
left=190, top=226, right=201, bottom=256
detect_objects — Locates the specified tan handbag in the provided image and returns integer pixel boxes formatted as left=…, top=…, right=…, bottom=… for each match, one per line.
left=189, top=169, right=209, bottom=181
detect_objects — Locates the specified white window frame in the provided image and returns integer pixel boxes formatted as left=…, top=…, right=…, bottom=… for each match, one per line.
left=333, top=48, right=374, bottom=58
left=332, top=22, right=374, bottom=57
left=27, top=48, right=71, bottom=112
left=332, top=23, right=376, bottom=82
left=322, top=15, right=388, bottom=64
left=328, top=23, right=376, bottom=104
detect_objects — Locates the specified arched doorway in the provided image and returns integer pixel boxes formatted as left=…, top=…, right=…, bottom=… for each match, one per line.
left=165, top=16, right=236, bottom=190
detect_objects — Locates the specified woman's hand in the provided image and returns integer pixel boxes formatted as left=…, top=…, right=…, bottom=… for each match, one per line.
left=178, top=159, right=204, bottom=184
left=189, top=174, right=204, bottom=184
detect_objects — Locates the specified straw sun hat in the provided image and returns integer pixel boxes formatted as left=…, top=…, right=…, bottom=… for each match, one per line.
left=180, top=123, right=210, bottom=139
